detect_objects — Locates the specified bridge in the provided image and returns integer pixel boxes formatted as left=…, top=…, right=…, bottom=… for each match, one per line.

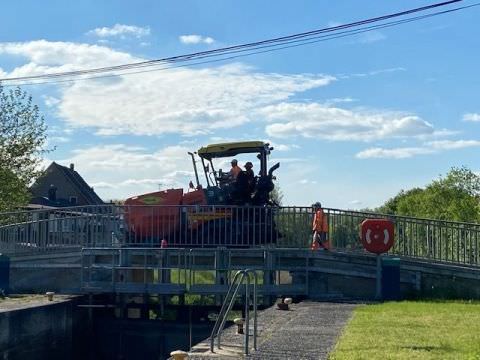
left=1, top=205, right=480, bottom=300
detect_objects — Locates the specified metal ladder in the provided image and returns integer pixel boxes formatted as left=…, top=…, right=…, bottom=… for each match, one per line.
left=210, top=269, right=258, bottom=355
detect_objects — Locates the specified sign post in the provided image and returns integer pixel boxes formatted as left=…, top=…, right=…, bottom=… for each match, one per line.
left=360, top=219, right=395, bottom=300
left=375, top=254, right=382, bottom=300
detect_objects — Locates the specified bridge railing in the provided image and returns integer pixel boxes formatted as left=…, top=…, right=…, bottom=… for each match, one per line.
left=1, top=205, right=479, bottom=266
left=0, top=205, right=121, bottom=255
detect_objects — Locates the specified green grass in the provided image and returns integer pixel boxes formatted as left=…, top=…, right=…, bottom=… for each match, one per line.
left=329, top=301, right=480, bottom=360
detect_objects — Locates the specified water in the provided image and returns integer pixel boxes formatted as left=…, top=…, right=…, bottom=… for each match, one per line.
left=73, top=306, right=215, bottom=360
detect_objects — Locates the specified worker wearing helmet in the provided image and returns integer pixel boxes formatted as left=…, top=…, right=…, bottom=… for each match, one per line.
left=312, top=202, right=329, bottom=250
left=229, top=159, right=242, bottom=179
left=244, top=161, right=256, bottom=194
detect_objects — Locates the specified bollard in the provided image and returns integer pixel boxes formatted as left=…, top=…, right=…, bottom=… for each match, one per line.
left=277, top=298, right=290, bottom=310
left=0, top=254, right=10, bottom=296
left=46, top=291, right=55, bottom=301
left=170, top=350, right=188, bottom=360
left=234, top=317, right=245, bottom=334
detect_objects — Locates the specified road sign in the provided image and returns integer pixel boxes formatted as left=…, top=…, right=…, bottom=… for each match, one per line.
left=361, top=219, right=395, bottom=254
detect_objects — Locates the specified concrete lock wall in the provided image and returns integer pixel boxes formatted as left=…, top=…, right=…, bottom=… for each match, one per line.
left=307, top=254, right=480, bottom=300
left=0, top=299, right=75, bottom=359
left=9, top=267, right=81, bottom=294
left=7, top=249, right=480, bottom=300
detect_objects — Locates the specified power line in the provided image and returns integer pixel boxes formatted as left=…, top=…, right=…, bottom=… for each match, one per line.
left=0, top=0, right=471, bottom=86
left=10, top=5, right=476, bottom=88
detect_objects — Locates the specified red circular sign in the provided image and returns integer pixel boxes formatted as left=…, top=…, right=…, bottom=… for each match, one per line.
left=361, top=219, right=394, bottom=254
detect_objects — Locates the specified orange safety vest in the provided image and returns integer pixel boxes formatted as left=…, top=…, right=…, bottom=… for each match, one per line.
left=312, top=209, right=328, bottom=232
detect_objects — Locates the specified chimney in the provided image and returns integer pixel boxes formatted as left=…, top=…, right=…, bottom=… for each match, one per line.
left=48, top=184, right=57, bottom=202
left=70, top=163, right=74, bottom=171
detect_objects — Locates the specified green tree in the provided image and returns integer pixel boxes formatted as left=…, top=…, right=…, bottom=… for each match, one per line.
left=0, top=86, right=48, bottom=212
left=377, top=188, right=424, bottom=215
left=377, top=167, right=480, bottom=223
left=270, top=184, right=284, bottom=206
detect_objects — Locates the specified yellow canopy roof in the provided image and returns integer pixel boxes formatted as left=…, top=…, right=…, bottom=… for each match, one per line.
left=197, top=141, right=268, bottom=160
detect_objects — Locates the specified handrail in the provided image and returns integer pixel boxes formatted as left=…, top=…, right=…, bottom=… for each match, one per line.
left=209, top=269, right=258, bottom=355
left=3, top=205, right=480, bottom=267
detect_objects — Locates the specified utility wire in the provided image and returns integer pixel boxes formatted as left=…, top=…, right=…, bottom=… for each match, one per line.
left=9, top=5, right=476, bottom=88
left=0, top=0, right=470, bottom=86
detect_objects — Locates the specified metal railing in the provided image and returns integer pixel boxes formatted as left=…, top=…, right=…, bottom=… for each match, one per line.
left=81, top=247, right=188, bottom=293
left=210, top=269, right=258, bottom=355
left=1, top=205, right=480, bottom=266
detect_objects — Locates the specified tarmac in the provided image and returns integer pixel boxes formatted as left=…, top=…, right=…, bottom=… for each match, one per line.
left=185, top=300, right=358, bottom=360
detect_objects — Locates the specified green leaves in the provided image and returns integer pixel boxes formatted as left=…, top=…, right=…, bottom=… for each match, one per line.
left=377, top=167, right=480, bottom=223
left=0, top=85, right=49, bottom=212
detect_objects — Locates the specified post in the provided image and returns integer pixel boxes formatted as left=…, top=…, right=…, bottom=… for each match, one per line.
left=253, top=271, right=257, bottom=351
left=159, top=249, right=170, bottom=317
left=215, top=249, right=227, bottom=306
left=263, top=250, right=274, bottom=305
left=0, top=254, right=10, bottom=295
left=375, top=254, right=382, bottom=300
left=244, top=276, right=250, bottom=355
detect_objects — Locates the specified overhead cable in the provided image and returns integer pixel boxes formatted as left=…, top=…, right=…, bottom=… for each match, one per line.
left=0, top=0, right=472, bottom=86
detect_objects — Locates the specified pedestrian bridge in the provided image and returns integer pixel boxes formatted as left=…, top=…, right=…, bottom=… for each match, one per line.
left=1, top=205, right=480, bottom=299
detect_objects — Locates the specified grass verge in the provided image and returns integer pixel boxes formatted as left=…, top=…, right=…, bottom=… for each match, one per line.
left=329, top=301, right=480, bottom=360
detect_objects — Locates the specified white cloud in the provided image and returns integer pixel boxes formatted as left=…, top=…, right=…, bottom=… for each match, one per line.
left=272, top=144, right=294, bottom=152
left=263, top=102, right=434, bottom=141
left=356, top=147, right=433, bottom=159
left=356, top=139, right=480, bottom=159
left=90, top=181, right=116, bottom=189
left=358, top=31, right=386, bottom=44
left=50, top=136, right=70, bottom=143
left=0, top=41, right=335, bottom=137
left=463, top=113, right=480, bottom=122
left=343, top=67, right=406, bottom=79
left=60, top=144, right=195, bottom=199
left=299, top=179, right=317, bottom=185
left=179, top=34, right=215, bottom=45
left=326, top=97, right=357, bottom=104
left=0, top=40, right=139, bottom=79
left=427, top=139, right=480, bottom=150
left=43, top=95, right=61, bottom=107
left=415, top=128, right=460, bottom=140
left=87, top=24, right=150, bottom=38
left=0, top=40, right=436, bottom=146
left=57, top=64, right=333, bottom=136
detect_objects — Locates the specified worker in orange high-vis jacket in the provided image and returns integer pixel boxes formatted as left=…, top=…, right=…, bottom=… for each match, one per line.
left=311, top=202, right=330, bottom=250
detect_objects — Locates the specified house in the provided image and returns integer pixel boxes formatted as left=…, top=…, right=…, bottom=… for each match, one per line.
left=29, top=162, right=104, bottom=208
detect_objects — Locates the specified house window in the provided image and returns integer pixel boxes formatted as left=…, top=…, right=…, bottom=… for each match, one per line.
left=69, top=196, right=77, bottom=206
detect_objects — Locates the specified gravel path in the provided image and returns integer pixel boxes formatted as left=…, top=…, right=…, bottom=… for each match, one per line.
left=247, top=301, right=357, bottom=360
left=187, top=301, right=357, bottom=360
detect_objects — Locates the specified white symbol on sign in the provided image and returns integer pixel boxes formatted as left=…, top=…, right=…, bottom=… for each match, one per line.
left=365, top=229, right=389, bottom=245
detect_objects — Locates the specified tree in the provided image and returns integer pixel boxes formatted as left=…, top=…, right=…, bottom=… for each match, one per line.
left=0, top=86, right=48, bottom=212
left=376, top=167, right=480, bottom=223
left=270, top=185, right=284, bottom=206
left=376, top=188, right=424, bottom=215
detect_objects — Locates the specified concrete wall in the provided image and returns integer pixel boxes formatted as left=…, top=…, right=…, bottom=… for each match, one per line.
left=0, top=298, right=76, bottom=360
left=307, top=251, right=480, bottom=300
left=9, top=252, right=82, bottom=294
left=8, top=249, right=480, bottom=300
left=9, top=267, right=81, bottom=294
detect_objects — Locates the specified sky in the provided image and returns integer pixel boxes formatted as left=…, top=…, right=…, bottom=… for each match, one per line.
left=0, top=0, right=479, bottom=208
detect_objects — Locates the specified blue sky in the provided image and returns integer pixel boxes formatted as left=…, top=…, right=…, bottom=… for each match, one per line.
left=1, top=0, right=479, bottom=208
